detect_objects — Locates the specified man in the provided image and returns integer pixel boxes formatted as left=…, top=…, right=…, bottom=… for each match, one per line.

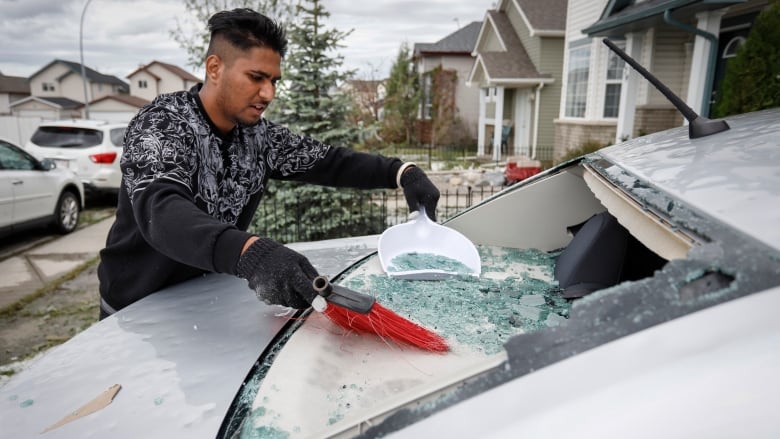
left=97, top=9, right=439, bottom=319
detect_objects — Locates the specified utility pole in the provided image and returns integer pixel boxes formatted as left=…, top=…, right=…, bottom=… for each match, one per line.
left=80, top=0, right=94, bottom=119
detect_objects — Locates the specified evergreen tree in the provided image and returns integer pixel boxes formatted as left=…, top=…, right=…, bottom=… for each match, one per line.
left=250, top=0, right=384, bottom=243
left=714, top=3, right=780, bottom=117
left=382, top=43, right=420, bottom=145
left=270, top=0, right=358, bottom=147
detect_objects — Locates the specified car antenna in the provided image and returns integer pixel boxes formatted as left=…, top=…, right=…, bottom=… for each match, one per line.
left=602, top=38, right=729, bottom=139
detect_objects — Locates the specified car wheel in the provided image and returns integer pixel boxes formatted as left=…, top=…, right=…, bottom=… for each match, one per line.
left=54, top=190, right=80, bottom=234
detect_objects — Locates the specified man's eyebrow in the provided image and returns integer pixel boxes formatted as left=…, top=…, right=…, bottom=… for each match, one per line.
left=250, top=69, right=282, bottom=81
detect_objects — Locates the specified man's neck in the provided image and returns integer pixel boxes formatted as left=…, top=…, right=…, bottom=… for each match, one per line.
left=197, top=83, right=234, bottom=135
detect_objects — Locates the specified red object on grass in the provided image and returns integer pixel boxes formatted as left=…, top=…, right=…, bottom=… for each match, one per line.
left=323, top=302, right=449, bottom=352
left=504, top=161, right=541, bottom=184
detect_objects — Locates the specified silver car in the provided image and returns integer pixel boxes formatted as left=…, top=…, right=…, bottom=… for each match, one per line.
left=0, top=138, right=84, bottom=237
left=1, top=107, right=779, bottom=438
left=24, top=120, right=126, bottom=196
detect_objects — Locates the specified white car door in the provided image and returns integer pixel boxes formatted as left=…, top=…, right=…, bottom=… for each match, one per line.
left=0, top=167, right=13, bottom=228
left=0, top=140, right=56, bottom=225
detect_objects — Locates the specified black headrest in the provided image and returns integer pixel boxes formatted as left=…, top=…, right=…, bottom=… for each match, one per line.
left=554, top=211, right=629, bottom=299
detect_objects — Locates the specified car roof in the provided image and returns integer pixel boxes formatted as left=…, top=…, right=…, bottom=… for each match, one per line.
left=36, top=119, right=128, bottom=129
left=597, top=107, right=780, bottom=252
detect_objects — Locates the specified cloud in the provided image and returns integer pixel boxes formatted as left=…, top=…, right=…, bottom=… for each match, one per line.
left=0, top=0, right=492, bottom=80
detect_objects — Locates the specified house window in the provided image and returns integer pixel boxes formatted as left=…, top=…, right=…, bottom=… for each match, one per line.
left=138, top=79, right=148, bottom=89
left=565, top=46, right=590, bottom=118
left=722, top=36, right=746, bottom=59
left=603, top=40, right=625, bottom=118
left=42, top=82, right=55, bottom=92
left=422, top=74, right=433, bottom=119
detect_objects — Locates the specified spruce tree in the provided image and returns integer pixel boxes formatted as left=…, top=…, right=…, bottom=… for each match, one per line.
left=270, top=0, right=358, bottom=146
left=382, top=43, right=420, bottom=145
left=251, top=0, right=385, bottom=242
left=714, top=3, right=780, bottom=117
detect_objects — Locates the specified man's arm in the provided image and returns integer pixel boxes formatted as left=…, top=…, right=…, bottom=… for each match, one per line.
left=122, top=110, right=251, bottom=275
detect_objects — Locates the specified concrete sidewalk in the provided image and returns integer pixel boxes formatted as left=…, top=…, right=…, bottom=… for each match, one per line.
left=0, top=218, right=113, bottom=311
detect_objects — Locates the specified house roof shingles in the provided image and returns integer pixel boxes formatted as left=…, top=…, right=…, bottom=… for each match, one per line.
left=29, top=59, right=128, bottom=91
left=0, top=73, right=30, bottom=94
left=127, top=60, right=200, bottom=82
left=414, top=21, right=482, bottom=56
left=515, top=0, right=567, bottom=31
left=90, top=94, right=150, bottom=107
left=478, top=10, right=549, bottom=81
left=10, top=96, right=84, bottom=110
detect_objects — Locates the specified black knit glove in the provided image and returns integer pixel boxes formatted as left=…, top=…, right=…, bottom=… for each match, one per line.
left=400, top=166, right=440, bottom=221
left=236, top=238, right=318, bottom=309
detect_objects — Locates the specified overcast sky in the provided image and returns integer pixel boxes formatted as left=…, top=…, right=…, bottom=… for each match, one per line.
left=0, top=0, right=494, bottom=82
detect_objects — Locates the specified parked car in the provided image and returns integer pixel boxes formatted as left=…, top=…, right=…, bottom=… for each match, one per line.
left=24, top=120, right=126, bottom=196
left=0, top=138, right=84, bottom=237
left=1, top=104, right=778, bottom=438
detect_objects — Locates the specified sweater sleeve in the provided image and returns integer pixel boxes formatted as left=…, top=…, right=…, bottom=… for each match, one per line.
left=264, top=121, right=403, bottom=189
left=122, top=109, right=251, bottom=275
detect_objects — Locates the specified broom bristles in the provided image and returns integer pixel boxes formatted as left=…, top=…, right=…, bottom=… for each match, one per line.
left=323, top=302, right=449, bottom=352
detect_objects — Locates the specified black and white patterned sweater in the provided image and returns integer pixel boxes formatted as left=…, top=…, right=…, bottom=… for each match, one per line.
left=98, top=85, right=402, bottom=311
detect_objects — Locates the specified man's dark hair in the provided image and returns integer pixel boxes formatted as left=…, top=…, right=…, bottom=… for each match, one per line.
left=206, top=8, right=287, bottom=58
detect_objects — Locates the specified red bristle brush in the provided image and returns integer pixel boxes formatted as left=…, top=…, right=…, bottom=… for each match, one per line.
left=311, top=276, right=449, bottom=352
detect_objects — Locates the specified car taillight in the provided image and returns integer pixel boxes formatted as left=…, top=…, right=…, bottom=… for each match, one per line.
left=89, top=152, right=117, bottom=164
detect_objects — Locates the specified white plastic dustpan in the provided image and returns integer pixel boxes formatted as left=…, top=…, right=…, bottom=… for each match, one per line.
left=377, top=207, right=481, bottom=280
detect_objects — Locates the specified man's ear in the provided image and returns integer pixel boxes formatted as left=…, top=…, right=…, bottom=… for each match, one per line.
left=204, top=54, right=223, bottom=83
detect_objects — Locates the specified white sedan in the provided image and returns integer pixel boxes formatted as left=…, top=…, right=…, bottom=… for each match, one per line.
left=0, top=138, right=84, bottom=237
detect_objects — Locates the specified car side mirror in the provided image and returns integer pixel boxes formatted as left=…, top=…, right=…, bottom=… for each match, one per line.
left=40, top=158, right=57, bottom=170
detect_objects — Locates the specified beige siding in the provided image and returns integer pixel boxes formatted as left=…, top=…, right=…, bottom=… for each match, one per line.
left=148, top=64, right=196, bottom=95
left=89, top=100, right=136, bottom=112
left=483, top=28, right=503, bottom=51
left=536, top=37, right=565, bottom=160
left=448, top=57, right=481, bottom=137
left=129, top=71, right=159, bottom=101
left=647, top=26, right=690, bottom=107
left=566, top=0, right=607, bottom=42
left=420, top=55, right=480, bottom=138
left=539, top=38, right=565, bottom=78
left=0, top=94, right=10, bottom=115
left=30, top=64, right=70, bottom=98
left=507, top=4, right=540, bottom=65
left=11, top=99, right=78, bottom=120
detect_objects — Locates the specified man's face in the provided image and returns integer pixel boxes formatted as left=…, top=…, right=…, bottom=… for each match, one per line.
left=215, top=46, right=282, bottom=128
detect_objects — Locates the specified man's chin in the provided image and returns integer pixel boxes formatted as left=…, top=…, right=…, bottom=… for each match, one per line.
left=235, top=113, right=264, bottom=127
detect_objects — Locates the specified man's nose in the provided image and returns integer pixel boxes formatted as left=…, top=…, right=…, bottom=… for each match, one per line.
left=258, top=82, right=275, bottom=101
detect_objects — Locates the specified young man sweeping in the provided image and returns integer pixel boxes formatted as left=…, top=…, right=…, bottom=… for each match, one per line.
left=97, top=8, right=439, bottom=319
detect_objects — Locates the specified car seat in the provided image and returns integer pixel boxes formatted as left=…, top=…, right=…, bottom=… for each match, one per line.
left=554, top=211, right=629, bottom=299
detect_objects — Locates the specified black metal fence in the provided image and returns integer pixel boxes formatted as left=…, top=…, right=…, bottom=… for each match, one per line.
left=253, top=185, right=503, bottom=243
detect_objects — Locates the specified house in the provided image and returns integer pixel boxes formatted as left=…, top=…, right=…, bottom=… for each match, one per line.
left=558, top=0, right=768, bottom=155
left=0, top=73, right=30, bottom=115
left=344, top=79, right=386, bottom=123
left=88, top=94, right=150, bottom=123
left=468, top=0, right=568, bottom=162
left=413, top=20, right=482, bottom=147
left=126, top=61, right=200, bottom=101
left=9, top=96, right=83, bottom=120
left=27, top=59, right=128, bottom=106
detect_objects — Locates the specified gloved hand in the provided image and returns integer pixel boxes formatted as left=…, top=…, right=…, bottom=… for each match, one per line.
left=236, top=237, right=318, bottom=309
left=400, top=166, right=440, bottom=221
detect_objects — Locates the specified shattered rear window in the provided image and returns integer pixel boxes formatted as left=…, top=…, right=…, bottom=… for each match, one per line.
left=342, top=246, right=568, bottom=355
